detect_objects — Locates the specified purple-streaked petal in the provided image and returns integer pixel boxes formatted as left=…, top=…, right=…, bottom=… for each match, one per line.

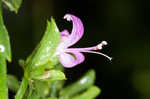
left=60, top=29, right=70, bottom=44
left=56, top=29, right=71, bottom=50
left=63, top=14, right=84, bottom=47
left=59, top=52, right=85, bottom=68
left=60, top=29, right=70, bottom=38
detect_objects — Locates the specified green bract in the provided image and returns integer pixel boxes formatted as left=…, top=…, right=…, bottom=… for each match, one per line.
left=25, top=18, right=61, bottom=80
left=31, top=70, right=66, bottom=81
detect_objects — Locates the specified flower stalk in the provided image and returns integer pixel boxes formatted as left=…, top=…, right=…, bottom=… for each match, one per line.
left=15, top=77, right=28, bottom=99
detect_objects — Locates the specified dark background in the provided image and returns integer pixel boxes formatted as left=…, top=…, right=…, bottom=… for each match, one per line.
left=3, top=0, right=150, bottom=99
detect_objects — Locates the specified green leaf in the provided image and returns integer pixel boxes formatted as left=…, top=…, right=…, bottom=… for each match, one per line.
left=59, top=69, right=96, bottom=98
left=38, top=70, right=66, bottom=81
left=2, top=0, right=22, bottom=13
left=0, top=3, right=11, bottom=99
left=28, top=62, right=52, bottom=79
left=48, top=70, right=66, bottom=81
left=0, top=4, right=11, bottom=61
left=71, top=86, right=101, bottom=99
left=7, top=74, right=20, bottom=92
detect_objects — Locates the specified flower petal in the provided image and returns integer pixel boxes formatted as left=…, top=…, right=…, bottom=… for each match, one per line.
left=60, top=29, right=70, bottom=38
left=55, top=29, right=70, bottom=50
left=63, top=14, right=84, bottom=47
left=59, top=52, right=85, bottom=68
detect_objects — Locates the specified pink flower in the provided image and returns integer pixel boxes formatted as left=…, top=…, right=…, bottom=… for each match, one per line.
left=54, top=14, right=112, bottom=68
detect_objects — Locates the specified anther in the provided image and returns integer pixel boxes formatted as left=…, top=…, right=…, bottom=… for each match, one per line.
left=64, top=14, right=72, bottom=21
left=101, top=41, right=107, bottom=46
left=97, top=41, right=108, bottom=50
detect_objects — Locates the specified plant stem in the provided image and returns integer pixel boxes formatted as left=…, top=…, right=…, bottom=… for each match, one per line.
left=0, top=56, right=8, bottom=99
left=15, top=77, right=28, bottom=99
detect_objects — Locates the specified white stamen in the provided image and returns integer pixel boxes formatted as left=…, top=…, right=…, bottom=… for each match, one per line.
left=0, top=45, right=5, bottom=52
left=97, top=41, right=108, bottom=50
left=84, top=51, right=112, bottom=61
left=97, top=44, right=103, bottom=50
left=101, top=41, right=107, bottom=45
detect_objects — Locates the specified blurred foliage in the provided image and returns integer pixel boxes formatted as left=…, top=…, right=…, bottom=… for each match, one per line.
left=60, top=69, right=96, bottom=99
left=7, top=74, right=20, bottom=92
left=71, top=85, right=101, bottom=99
left=2, top=0, right=22, bottom=13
